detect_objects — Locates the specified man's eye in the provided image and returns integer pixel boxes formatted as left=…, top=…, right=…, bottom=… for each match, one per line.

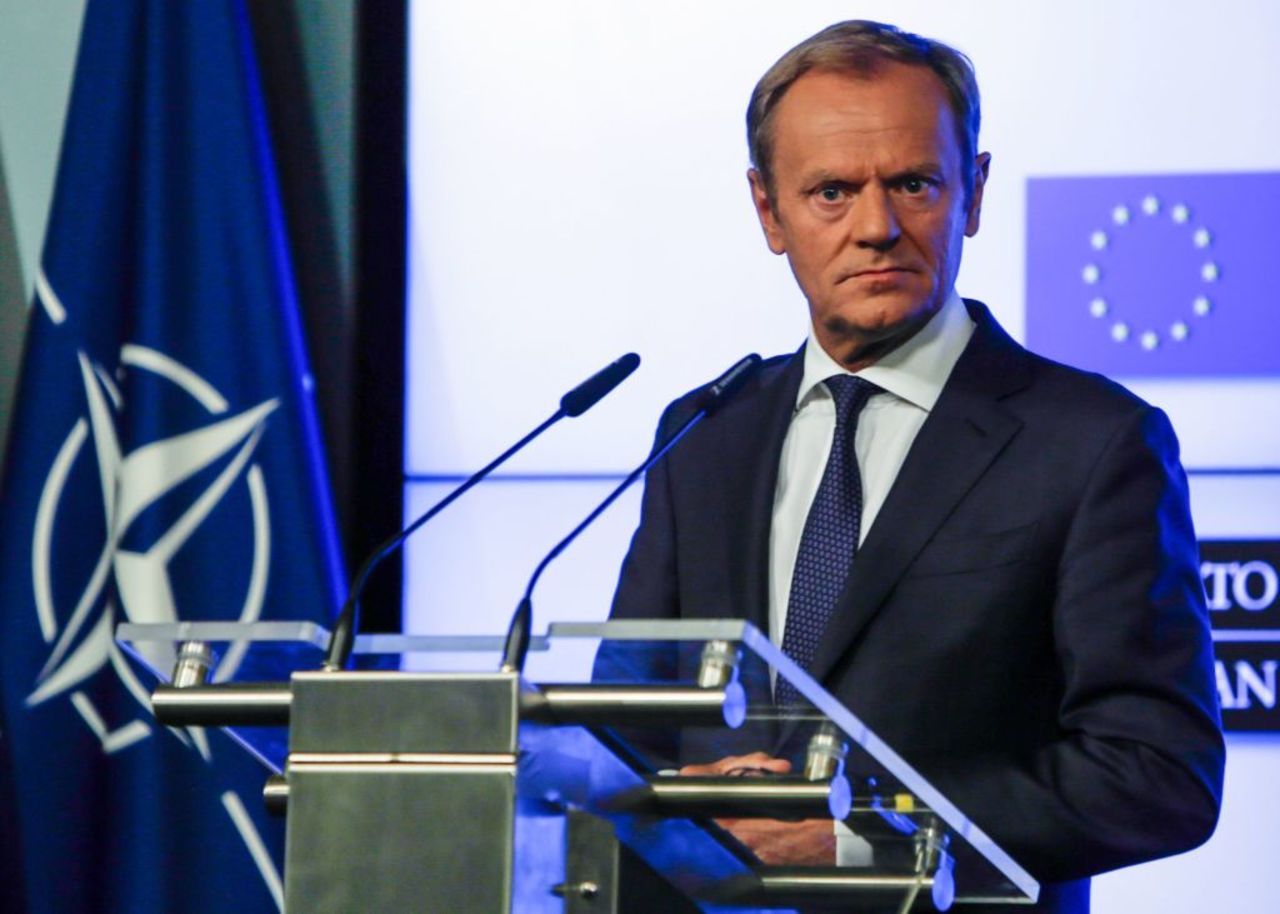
left=900, top=176, right=933, bottom=195
left=818, top=186, right=844, bottom=202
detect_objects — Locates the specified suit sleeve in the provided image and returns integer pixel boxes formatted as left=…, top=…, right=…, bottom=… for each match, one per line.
left=591, top=403, right=684, bottom=691
left=935, top=405, right=1225, bottom=882
left=607, top=402, right=684, bottom=625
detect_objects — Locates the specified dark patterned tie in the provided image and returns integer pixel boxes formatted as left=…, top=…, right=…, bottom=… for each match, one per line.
left=778, top=375, right=879, bottom=706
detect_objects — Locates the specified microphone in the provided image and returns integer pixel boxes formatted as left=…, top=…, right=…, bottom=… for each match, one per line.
left=500, top=353, right=763, bottom=673
left=322, top=352, right=641, bottom=671
left=561, top=354, right=641, bottom=416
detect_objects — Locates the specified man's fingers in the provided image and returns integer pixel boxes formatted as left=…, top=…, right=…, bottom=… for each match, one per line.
left=678, top=752, right=792, bottom=777
left=712, top=818, right=836, bottom=866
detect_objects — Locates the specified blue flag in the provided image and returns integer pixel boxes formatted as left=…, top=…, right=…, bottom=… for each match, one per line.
left=0, top=1, right=346, bottom=911
left=1025, top=172, right=1280, bottom=378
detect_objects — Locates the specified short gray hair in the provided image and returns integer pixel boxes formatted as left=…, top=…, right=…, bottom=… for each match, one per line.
left=747, top=20, right=981, bottom=194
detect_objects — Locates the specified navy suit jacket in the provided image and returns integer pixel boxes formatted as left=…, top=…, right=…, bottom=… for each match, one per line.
left=607, top=301, right=1224, bottom=911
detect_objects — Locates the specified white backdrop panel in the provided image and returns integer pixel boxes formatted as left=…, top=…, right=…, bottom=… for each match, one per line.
left=401, top=480, right=640, bottom=681
left=407, top=0, right=1280, bottom=475
left=406, top=2, right=1280, bottom=911
left=400, top=476, right=1277, bottom=911
left=1092, top=735, right=1279, bottom=912
left=1188, top=474, right=1280, bottom=538
left=1127, top=381, right=1280, bottom=470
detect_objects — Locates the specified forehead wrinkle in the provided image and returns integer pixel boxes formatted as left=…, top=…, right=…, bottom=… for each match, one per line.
left=778, top=117, right=959, bottom=185
left=769, top=65, right=963, bottom=168
left=775, top=115, right=955, bottom=164
left=796, top=112, right=937, bottom=142
left=786, top=140, right=950, bottom=179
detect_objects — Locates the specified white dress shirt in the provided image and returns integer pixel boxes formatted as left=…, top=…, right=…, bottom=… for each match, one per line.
left=768, top=291, right=975, bottom=646
left=766, top=292, right=975, bottom=865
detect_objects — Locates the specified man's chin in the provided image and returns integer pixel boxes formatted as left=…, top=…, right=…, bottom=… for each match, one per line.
left=821, top=299, right=935, bottom=339
left=816, top=302, right=938, bottom=366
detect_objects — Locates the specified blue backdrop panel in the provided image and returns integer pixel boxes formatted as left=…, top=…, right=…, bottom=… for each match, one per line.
left=1027, top=173, right=1280, bottom=378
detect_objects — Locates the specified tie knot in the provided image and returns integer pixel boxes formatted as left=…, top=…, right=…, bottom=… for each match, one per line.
left=823, top=375, right=878, bottom=426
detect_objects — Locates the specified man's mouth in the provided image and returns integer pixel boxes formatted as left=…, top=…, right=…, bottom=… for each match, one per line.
left=842, top=266, right=912, bottom=282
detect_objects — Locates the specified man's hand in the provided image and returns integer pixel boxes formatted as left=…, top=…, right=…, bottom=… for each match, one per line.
left=705, top=817, right=837, bottom=866
left=678, top=751, right=790, bottom=778
left=678, top=752, right=836, bottom=866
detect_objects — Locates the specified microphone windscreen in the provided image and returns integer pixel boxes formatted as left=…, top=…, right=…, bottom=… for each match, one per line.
left=560, top=352, right=641, bottom=417
left=695, top=353, right=762, bottom=414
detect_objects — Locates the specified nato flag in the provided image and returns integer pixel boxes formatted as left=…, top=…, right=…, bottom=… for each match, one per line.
left=1026, top=172, right=1280, bottom=378
left=0, top=1, right=346, bottom=911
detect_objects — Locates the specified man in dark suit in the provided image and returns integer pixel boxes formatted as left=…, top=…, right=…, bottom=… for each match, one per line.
left=606, top=20, right=1223, bottom=912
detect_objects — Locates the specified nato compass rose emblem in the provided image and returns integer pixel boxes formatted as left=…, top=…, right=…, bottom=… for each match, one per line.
left=1079, top=193, right=1220, bottom=352
left=26, top=339, right=278, bottom=759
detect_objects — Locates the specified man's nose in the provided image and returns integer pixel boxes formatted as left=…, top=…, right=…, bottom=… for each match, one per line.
left=849, top=186, right=900, bottom=250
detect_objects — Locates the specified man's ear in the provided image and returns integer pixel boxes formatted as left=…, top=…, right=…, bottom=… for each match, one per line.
left=748, top=168, right=787, bottom=255
left=964, top=152, right=992, bottom=238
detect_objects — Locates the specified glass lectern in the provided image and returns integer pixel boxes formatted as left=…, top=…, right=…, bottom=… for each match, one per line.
left=117, top=619, right=1038, bottom=913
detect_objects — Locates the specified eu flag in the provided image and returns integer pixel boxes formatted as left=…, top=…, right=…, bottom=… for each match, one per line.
left=0, top=2, right=346, bottom=911
left=1026, top=172, right=1280, bottom=378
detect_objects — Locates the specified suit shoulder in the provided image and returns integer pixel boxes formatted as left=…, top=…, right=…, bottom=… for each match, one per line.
left=1021, top=348, right=1160, bottom=421
left=965, top=298, right=1157, bottom=423
left=964, top=301, right=1178, bottom=460
left=1006, top=349, right=1187, bottom=471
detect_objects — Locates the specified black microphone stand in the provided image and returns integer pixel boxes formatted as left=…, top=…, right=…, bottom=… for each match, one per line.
left=500, top=353, right=762, bottom=673
left=323, top=353, right=640, bottom=671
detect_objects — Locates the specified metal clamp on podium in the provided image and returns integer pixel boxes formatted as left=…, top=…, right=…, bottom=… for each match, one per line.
left=118, top=619, right=1039, bottom=913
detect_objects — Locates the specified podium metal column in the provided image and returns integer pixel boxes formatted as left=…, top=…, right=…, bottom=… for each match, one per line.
left=283, top=671, right=521, bottom=913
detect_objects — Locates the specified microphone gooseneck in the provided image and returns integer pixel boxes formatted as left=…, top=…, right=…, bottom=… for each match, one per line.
left=500, top=353, right=762, bottom=674
left=322, top=352, right=641, bottom=671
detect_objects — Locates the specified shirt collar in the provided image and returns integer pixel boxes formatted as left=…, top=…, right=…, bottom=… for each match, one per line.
left=797, top=290, right=975, bottom=412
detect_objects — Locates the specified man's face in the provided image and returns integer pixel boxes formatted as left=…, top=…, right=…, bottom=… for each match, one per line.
left=749, top=62, right=989, bottom=367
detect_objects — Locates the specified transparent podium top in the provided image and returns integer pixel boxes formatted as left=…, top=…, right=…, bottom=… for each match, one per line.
left=117, top=619, right=1038, bottom=909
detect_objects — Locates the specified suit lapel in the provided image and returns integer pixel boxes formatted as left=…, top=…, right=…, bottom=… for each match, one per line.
left=808, top=303, right=1034, bottom=687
